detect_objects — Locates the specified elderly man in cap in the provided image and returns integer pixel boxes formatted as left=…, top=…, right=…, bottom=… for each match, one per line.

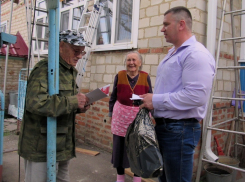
left=18, top=30, right=90, bottom=182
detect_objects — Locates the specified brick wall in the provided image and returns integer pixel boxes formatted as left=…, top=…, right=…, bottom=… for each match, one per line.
left=76, top=97, right=112, bottom=152
left=211, top=101, right=237, bottom=157
left=0, top=0, right=28, bottom=111
left=0, top=57, right=27, bottom=110
left=1, top=0, right=28, bottom=43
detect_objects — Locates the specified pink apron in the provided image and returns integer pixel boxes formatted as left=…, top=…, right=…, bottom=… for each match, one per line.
left=111, top=101, right=139, bottom=137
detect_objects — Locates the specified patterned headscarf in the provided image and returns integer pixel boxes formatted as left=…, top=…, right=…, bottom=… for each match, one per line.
left=59, top=30, right=90, bottom=47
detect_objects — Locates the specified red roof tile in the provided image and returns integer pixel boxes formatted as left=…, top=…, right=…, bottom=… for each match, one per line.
left=0, top=31, right=28, bottom=58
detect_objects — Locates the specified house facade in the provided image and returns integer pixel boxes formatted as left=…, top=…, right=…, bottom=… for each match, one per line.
left=1, top=0, right=244, bottom=180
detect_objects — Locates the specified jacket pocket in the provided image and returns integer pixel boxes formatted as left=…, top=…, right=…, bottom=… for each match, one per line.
left=37, top=127, right=68, bottom=153
left=59, top=83, right=74, bottom=96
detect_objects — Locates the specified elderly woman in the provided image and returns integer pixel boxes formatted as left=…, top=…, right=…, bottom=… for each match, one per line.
left=109, top=51, right=153, bottom=182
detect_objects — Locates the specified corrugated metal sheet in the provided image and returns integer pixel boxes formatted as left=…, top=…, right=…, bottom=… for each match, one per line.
left=0, top=31, right=28, bottom=58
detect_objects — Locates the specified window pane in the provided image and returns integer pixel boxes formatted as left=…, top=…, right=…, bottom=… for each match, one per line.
left=36, top=18, right=43, bottom=50
left=115, top=0, right=132, bottom=43
left=38, top=1, right=46, bottom=16
left=96, top=0, right=113, bottom=45
left=72, top=6, right=84, bottom=30
left=60, top=11, right=70, bottom=31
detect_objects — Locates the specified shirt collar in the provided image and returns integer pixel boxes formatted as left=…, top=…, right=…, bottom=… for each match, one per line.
left=169, top=35, right=196, bottom=53
left=59, top=56, right=77, bottom=72
left=180, top=35, right=196, bottom=47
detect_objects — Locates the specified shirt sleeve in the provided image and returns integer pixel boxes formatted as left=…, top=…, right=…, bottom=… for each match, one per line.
left=25, top=64, right=78, bottom=117
left=153, top=51, right=215, bottom=111
left=108, top=74, right=118, bottom=117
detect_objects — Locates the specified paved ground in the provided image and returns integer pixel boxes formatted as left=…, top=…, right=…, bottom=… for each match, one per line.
left=2, top=118, right=245, bottom=182
left=2, top=135, right=125, bottom=182
left=2, top=118, right=158, bottom=182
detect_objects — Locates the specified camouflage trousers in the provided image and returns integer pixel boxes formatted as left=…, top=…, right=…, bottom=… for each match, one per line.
left=24, top=159, right=70, bottom=182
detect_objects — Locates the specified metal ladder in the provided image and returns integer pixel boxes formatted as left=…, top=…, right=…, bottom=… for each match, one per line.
left=24, top=0, right=48, bottom=68
left=24, top=0, right=103, bottom=89
left=75, top=0, right=104, bottom=89
left=195, top=0, right=245, bottom=181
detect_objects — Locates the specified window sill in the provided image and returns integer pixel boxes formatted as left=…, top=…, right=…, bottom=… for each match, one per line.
left=92, top=43, right=137, bottom=52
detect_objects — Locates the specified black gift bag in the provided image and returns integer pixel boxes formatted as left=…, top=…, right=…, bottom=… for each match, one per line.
left=125, top=108, right=163, bottom=178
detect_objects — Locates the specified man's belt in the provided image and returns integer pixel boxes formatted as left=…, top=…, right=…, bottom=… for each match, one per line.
left=154, top=117, right=198, bottom=125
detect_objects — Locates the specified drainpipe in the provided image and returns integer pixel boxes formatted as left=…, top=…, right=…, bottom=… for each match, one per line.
left=3, top=1, right=13, bottom=99
left=206, top=0, right=217, bottom=57
left=203, top=0, right=219, bottom=162
left=0, top=91, right=4, bottom=182
left=196, top=1, right=219, bottom=181
left=0, top=1, right=2, bottom=180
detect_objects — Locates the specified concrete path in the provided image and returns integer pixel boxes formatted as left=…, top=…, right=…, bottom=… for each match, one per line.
left=3, top=118, right=245, bottom=182
left=2, top=118, right=158, bottom=182
left=2, top=136, right=126, bottom=182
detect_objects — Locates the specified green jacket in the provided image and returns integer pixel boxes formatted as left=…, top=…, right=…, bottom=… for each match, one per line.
left=18, top=57, right=79, bottom=162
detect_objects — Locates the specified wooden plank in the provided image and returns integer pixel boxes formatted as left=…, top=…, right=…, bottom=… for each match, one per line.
left=3, top=149, right=18, bottom=153
left=125, top=168, right=156, bottom=182
left=75, top=147, right=100, bottom=156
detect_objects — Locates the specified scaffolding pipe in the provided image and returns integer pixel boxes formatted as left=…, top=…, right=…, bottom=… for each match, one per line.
left=47, top=1, right=59, bottom=181
left=1, top=1, right=15, bottom=180
left=55, top=6, right=59, bottom=95
left=239, top=0, right=245, bottom=113
left=229, top=0, right=240, bottom=158
left=0, top=1, right=2, bottom=180
left=0, top=90, right=4, bottom=182
left=3, top=0, right=14, bottom=101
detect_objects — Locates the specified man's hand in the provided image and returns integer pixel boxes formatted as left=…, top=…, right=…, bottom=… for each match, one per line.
left=139, top=93, right=154, bottom=110
left=78, top=105, right=90, bottom=113
left=76, top=93, right=89, bottom=109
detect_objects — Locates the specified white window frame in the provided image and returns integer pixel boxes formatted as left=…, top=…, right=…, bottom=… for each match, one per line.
left=33, top=0, right=85, bottom=55
left=92, top=0, right=140, bottom=51
left=33, top=0, right=140, bottom=54
left=0, top=20, right=8, bottom=33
